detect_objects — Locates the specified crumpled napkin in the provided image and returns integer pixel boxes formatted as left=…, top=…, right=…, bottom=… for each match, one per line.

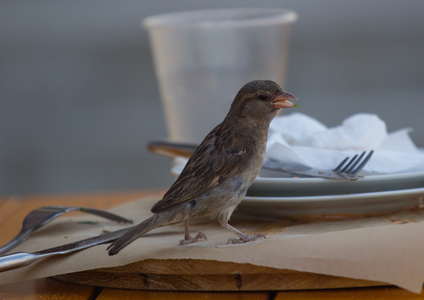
left=267, top=113, right=424, bottom=174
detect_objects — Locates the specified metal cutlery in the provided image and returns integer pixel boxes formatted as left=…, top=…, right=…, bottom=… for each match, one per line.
left=0, top=206, right=133, bottom=255
left=0, top=227, right=131, bottom=272
left=263, top=150, right=374, bottom=180
left=147, top=140, right=374, bottom=180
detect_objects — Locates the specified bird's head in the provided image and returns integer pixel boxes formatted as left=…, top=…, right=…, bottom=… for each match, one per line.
left=228, top=80, right=297, bottom=123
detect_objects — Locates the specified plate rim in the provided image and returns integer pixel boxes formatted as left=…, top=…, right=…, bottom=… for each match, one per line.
left=244, top=186, right=424, bottom=203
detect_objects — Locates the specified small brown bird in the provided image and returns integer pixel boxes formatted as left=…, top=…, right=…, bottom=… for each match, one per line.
left=108, top=80, right=297, bottom=255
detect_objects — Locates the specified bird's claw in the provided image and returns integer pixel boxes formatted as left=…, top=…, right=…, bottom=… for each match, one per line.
left=227, top=233, right=266, bottom=245
left=179, top=232, right=207, bottom=245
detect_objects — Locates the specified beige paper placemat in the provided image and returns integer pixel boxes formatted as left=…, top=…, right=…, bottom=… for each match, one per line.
left=1, top=196, right=424, bottom=293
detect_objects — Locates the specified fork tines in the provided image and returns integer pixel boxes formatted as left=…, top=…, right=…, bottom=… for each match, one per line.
left=334, top=150, right=374, bottom=175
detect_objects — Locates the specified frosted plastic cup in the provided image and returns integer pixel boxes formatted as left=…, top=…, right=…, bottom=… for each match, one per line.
left=143, top=8, right=298, bottom=143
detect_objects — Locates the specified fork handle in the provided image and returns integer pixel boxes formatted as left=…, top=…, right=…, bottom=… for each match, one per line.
left=76, top=207, right=133, bottom=224
left=0, top=252, right=47, bottom=272
left=0, top=230, right=32, bottom=256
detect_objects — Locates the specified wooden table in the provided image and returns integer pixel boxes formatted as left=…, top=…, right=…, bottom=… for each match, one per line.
left=0, top=191, right=423, bottom=299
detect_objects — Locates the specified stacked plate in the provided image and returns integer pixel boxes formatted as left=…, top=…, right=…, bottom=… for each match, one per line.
left=172, top=160, right=424, bottom=218
left=239, top=171, right=424, bottom=218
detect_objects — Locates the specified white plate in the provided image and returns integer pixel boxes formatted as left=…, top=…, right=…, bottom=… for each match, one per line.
left=248, top=171, right=424, bottom=197
left=238, top=187, right=424, bottom=218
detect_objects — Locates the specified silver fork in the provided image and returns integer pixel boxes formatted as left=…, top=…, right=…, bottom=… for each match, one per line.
left=0, top=206, right=133, bottom=255
left=147, top=140, right=374, bottom=180
left=0, top=227, right=130, bottom=272
left=263, top=150, right=374, bottom=180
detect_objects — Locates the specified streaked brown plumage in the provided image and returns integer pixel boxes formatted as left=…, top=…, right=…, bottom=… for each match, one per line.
left=108, top=80, right=297, bottom=255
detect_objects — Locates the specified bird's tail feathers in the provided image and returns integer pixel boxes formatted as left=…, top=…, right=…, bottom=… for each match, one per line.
left=108, top=213, right=162, bottom=255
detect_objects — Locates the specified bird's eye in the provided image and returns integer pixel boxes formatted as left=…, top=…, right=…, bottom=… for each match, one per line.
left=257, top=94, right=268, bottom=101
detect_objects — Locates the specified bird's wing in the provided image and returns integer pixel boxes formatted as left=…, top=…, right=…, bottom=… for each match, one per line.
left=151, top=124, right=255, bottom=213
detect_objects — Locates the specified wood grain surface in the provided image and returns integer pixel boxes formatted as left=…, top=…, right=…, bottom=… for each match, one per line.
left=56, top=258, right=382, bottom=291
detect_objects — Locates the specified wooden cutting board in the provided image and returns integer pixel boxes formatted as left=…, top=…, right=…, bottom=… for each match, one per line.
left=55, top=259, right=383, bottom=291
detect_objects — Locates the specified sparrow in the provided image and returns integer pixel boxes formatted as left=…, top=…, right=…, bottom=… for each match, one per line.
left=108, top=80, right=297, bottom=255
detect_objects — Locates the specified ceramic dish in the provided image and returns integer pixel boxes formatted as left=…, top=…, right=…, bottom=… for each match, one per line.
left=247, top=171, right=424, bottom=197
left=238, top=187, right=424, bottom=218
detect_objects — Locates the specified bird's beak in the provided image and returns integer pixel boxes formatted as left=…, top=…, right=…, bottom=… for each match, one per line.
left=271, top=91, right=298, bottom=109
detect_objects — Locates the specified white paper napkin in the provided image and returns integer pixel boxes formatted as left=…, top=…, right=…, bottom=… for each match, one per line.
left=267, top=113, right=424, bottom=174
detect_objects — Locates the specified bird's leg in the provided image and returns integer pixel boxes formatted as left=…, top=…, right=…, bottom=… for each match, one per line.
left=222, top=222, right=266, bottom=244
left=179, top=220, right=207, bottom=246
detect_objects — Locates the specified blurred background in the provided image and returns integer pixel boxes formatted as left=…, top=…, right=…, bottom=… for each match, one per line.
left=1, top=1, right=423, bottom=196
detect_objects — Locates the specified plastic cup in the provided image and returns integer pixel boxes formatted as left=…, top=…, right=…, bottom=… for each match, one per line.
left=143, top=8, right=298, bottom=143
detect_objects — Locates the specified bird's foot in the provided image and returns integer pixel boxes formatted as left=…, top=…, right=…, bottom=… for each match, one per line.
left=227, top=233, right=266, bottom=245
left=179, top=232, right=207, bottom=246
